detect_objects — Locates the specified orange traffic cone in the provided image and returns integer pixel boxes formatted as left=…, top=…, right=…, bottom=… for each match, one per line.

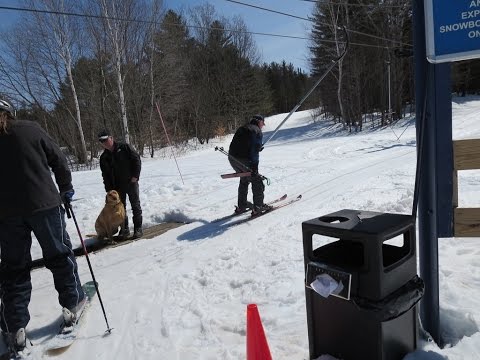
left=246, top=304, right=273, bottom=360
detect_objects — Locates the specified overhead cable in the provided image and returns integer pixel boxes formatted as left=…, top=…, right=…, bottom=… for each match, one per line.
left=299, top=0, right=408, bottom=8
left=224, top=0, right=411, bottom=47
left=0, top=5, right=408, bottom=50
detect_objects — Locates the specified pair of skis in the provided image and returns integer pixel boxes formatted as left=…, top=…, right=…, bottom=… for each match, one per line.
left=0, top=281, right=97, bottom=360
left=212, top=194, right=302, bottom=224
left=231, top=194, right=302, bottom=227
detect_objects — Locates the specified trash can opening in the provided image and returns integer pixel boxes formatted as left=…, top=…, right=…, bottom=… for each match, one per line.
left=312, top=239, right=365, bottom=269
left=318, top=215, right=350, bottom=224
left=383, top=233, right=412, bottom=269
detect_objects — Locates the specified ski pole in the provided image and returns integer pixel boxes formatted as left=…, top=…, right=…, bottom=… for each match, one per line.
left=263, top=26, right=349, bottom=147
left=214, top=146, right=270, bottom=184
left=215, top=146, right=250, bottom=172
left=64, top=202, right=113, bottom=334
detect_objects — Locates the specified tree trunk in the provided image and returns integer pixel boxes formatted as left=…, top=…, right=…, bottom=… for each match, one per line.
left=100, top=0, right=130, bottom=144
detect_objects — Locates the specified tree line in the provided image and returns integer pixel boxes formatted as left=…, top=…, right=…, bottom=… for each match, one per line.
left=1, top=0, right=479, bottom=165
left=309, top=0, right=480, bottom=131
left=0, top=0, right=311, bottom=164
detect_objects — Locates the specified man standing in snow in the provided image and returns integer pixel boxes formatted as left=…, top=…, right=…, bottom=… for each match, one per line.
left=0, top=99, right=85, bottom=355
left=228, top=114, right=272, bottom=215
left=98, top=130, right=143, bottom=239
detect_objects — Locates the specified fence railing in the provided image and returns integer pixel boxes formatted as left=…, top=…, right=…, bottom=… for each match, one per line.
left=68, top=161, right=100, bottom=172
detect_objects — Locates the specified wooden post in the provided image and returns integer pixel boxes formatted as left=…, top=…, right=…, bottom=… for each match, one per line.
left=453, top=139, right=480, bottom=237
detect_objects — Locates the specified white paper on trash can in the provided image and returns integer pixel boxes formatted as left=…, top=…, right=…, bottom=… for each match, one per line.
left=310, top=273, right=344, bottom=298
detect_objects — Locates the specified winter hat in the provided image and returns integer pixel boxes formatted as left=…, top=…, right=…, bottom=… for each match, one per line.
left=98, top=129, right=111, bottom=141
left=250, top=114, right=264, bottom=125
left=0, top=99, right=15, bottom=118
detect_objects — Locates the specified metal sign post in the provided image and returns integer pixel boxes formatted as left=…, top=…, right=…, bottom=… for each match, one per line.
left=414, top=0, right=455, bottom=346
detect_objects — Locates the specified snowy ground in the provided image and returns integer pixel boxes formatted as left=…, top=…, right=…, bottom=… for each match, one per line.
left=4, top=96, right=480, bottom=359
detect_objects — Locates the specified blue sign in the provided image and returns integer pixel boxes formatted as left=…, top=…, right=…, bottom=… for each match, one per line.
left=425, top=0, right=480, bottom=63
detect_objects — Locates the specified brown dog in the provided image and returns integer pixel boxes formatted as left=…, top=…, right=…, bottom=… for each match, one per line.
left=95, top=190, right=126, bottom=243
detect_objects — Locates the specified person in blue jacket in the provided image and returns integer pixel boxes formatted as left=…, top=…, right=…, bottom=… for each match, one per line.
left=228, top=115, right=272, bottom=215
left=0, top=99, right=85, bottom=356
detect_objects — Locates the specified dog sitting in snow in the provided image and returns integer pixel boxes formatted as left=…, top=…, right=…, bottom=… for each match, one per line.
left=95, top=190, right=126, bottom=243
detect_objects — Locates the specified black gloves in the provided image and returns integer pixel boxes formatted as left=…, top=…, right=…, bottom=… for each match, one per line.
left=251, top=164, right=259, bottom=176
left=61, top=189, right=75, bottom=204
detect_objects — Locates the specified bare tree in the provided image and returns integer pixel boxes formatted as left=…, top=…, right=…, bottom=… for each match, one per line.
left=85, top=0, right=147, bottom=143
left=310, top=0, right=348, bottom=125
left=146, top=1, right=164, bottom=157
left=0, top=27, right=49, bottom=110
left=0, top=0, right=88, bottom=162
left=331, top=3, right=348, bottom=126
left=188, top=3, right=220, bottom=45
left=96, top=0, right=131, bottom=143
left=230, top=16, right=259, bottom=64
left=30, top=0, right=88, bottom=161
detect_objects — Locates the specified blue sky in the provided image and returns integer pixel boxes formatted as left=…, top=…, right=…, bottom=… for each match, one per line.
left=0, top=0, right=314, bottom=71
left=167, top=0, right=315, bottom=71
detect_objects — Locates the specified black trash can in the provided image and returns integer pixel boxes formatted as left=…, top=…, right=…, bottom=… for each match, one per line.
left=302, top=209, right=424, bottom=360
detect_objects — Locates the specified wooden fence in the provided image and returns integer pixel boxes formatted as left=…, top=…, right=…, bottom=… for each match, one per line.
left=453, top=139, right=480, bottom=237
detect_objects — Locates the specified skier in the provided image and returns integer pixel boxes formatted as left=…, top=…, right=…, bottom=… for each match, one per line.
left=228, top=114, right=272, bottom=215
left=98, top=129, right=143, bottom=239
left=0, top=99, right=85, bottom=356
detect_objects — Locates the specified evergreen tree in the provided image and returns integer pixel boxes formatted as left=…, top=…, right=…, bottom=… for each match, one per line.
left=264, top=61, right=311, bottom=115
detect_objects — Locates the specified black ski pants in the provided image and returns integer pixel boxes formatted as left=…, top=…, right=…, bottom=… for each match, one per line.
left=0, top=205, right=84, bottom=333
left=229, top=157, right=265, bottom=208
left=117, top=181, right=142, bottom=230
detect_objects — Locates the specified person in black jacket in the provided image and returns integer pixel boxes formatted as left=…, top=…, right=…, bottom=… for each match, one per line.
left=98, top=130, right=143, bottom=238
left=0, top=99, right=85, bottom=355
left=228, top=114, right=272, bottom=215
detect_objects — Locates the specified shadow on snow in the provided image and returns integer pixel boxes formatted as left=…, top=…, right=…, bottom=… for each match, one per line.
left=176, top=215, right=252, bottom=241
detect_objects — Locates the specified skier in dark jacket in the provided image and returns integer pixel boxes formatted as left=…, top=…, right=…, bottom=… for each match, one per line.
left=98, top=130, right=143, bottom=238
left=0, top=99, right=85, bottom=355
left=228, top=114, right=272, bottom=215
